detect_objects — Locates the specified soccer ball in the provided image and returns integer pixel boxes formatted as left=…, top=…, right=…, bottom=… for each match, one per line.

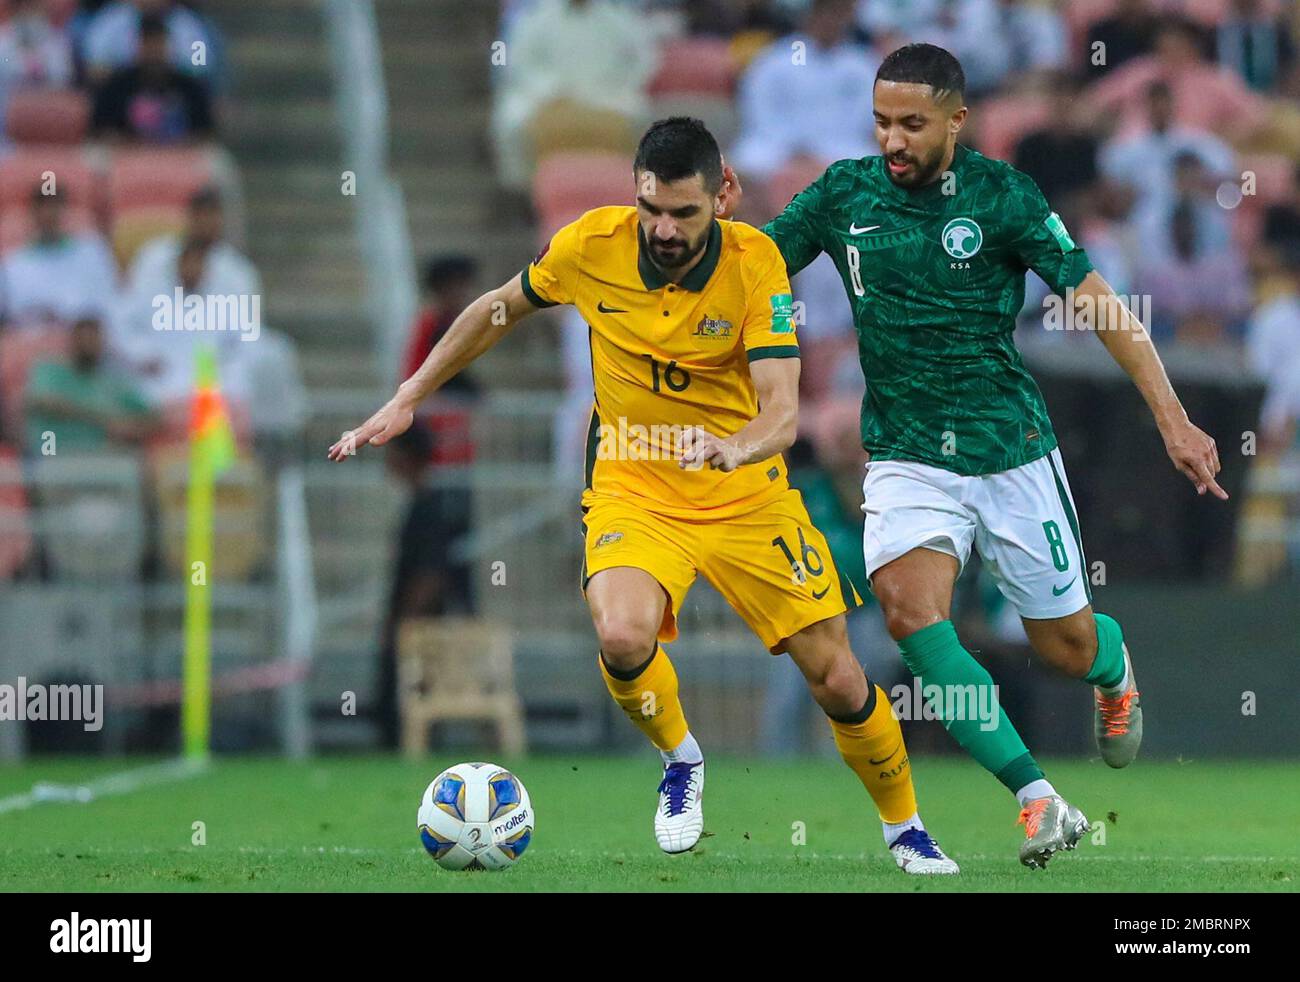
left=417, top=762, right=534, bottom=870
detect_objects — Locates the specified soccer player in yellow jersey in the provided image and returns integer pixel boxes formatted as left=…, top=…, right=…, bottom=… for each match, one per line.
left=329, top=118, right=957, bottom=874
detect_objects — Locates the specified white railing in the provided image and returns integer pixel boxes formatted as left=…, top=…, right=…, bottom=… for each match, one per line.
left=323, top=0, right=418, bottom=386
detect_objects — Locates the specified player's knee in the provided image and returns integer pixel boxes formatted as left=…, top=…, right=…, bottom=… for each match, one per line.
left=811, top=657, right=870, bottom=717
left=881, top=604, right=940, bottom=643
left=594, top=615, right=659, bottom=669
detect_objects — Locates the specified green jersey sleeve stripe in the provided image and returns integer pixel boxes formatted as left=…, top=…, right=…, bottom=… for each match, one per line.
left=520, top=268, right=557, bottom=308
left=746, top=345, right=801, bottom=362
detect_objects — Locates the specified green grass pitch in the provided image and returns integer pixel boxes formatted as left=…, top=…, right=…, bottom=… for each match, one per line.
left=1, top=755, right=1296, bottom=892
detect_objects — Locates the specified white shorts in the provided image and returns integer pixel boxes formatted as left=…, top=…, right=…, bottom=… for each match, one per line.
left=861, top=447, right=1092, bottom=620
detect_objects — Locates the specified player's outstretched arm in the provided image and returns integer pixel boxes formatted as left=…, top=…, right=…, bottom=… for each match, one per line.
left=327, top=273, right=538, bottom=461
left=1075, top=270, right=1227, bottom=499
left=679, top=357, right=800, bottom=472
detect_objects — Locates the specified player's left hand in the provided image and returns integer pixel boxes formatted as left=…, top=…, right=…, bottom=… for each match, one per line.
left=679, top=426, right=745, bottom=472
left=716, top=161, right=743, bottom=220
left=1161, top=418, right=1227, bottom=499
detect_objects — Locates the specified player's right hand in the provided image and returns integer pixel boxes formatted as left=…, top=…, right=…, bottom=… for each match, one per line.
left=326, top=395, right=415, bottom=461
left=716, top=161, right=743, bottom=220
left=1161, top=417, right=1227, bottom=500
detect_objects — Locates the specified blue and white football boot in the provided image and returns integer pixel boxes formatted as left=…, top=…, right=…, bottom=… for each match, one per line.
left=888, top=827, right=961, bottom=874
left=654, top=760, right=705, bottom=853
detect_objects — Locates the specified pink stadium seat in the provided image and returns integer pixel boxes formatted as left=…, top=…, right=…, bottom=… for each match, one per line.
left=3, top=89, right=91, bottom=145
left=107, top=148, right=212, bottom=214
left=0, top=443, right=34, bottom=580
left=763, top=156, right=827, bottom=218
left=0, top=323, right=69, bottom=443
left=0, top=146, right=101, bottom=213
left=648, top=36, right=737, bottom=99
left=970, top=93, right=1050, bottom=163
left=0, top=204, right=96, bottom=254
left=532, top=151, right=630, bottom=241
left=45, top=0, right=79, bottom=26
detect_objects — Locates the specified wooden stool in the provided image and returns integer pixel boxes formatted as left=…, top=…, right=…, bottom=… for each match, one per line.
left=397, top=617, right=526, bottom=757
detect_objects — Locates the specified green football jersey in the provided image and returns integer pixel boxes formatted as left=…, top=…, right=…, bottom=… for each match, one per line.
left=763, top=143, right=1093, bottom=476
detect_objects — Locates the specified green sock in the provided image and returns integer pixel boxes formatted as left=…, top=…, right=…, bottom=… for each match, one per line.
left=1084, top=613, right=1126, bottom=689
left=899, top=620, right=1044, bottom=795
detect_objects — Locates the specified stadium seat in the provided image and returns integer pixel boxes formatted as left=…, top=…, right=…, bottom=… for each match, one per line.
left=970, top=93, right=1051, bottom=164
left=648, top=36, right=737, bottom=99
left=532, top=150, right=630, bottom=240
left=530, top=99, right=639, bottom=168
left=27, top=453, right=146, bottom=583
left=397, top=616, right=526, bottom=757
left=110, top=205, right=186, bottom=269
left=763, top=156, right=827, bottom=218
left=3, top=89, right=91, bottom=145
left=0, top=443, right=34, bottom=580
left=0, top=323, right=69, bottom=443
left=107, top=148, right=213, bottom=214
left=153, top=447, right=267, bottom=582
left=0, top=146, right=102, bottom=214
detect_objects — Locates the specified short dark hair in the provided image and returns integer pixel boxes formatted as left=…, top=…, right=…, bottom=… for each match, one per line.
left=633, top=117, right=723, bottom=194
left=189, top=185, right=222, bottom=211
left=875, top=43, right=966, bottom=103
left=422, top=255, right=477, bottom=293
left=139, top=13, right=168, bottom=39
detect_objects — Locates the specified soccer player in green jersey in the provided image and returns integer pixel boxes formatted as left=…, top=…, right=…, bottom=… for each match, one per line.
left=721, top=43, right=1226, bottom=868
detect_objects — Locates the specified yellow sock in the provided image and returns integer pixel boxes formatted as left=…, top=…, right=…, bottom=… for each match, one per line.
left=828, top=685, right=918, bottom=823
left=598, top=646, right=689, bottom=752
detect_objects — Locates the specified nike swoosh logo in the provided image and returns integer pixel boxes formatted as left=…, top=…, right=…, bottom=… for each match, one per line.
left=848, top=224, right=881, bottom=235
left=811, top=584, right=830, bottom=600
left=597, top=301, right=628, bottom=313
left=1052, top=577, right=1078, bottom=597
left=869, top=742, right=901, bottom=765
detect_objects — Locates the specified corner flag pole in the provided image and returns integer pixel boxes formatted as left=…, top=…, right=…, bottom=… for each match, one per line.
left=182, top=347, right=236, bottom=761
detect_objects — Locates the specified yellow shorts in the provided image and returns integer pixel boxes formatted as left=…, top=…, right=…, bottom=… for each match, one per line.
left=580, top=489, right=862, bottom=653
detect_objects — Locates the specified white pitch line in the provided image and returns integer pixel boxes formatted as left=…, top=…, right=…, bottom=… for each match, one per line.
left=0, top=757, right=208, bottom=816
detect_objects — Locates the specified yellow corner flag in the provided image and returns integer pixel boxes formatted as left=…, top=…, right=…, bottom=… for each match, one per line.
left=182, top=346, right=236, bottom=761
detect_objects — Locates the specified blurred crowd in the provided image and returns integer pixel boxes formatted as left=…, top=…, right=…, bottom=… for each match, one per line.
left=475, top=0, right=1300, bottom=601
left=0, top=1, right=305, bottom=585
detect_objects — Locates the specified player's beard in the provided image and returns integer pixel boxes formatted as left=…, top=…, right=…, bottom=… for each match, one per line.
left=885, top=143, right=948, bottom=188
left=643, top=224, right=710, bottom=274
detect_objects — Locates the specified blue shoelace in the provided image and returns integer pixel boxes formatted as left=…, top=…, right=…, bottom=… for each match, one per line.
left=657, top=762, right=697, bottom=816
left=891, top=827, right=944, bottom=859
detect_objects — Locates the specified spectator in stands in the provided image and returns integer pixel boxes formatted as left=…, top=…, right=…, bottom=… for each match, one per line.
left=24, top=315, right=157, bottom=454
left=1217, top=0, right=1294, bottom=93
left=375, top=423, right=476, bottom=749
left=0, top=0, right=76, bottom=139
left=1013, top=72, right=1100, bottom=216
left=492, top=0, right=657, bottom=191
left=80, top=0, right=213, bottom=86
left=1262, top=162, right=1300, bottom=257
left=1083, top=0, right=1161, bottom=80
left=1246, top=252, right=1300, bottom=450
left=731, top=0, right=876, bottom=188
left=113, top=186, right=260, bottom=404
left=1137, top=153, right=1251, bottom=341
left=401, top=256, right=481, bottom=468
left=90, top=11, right=214, bottom=143
left=855, top=0, right=1065, bottom=95
left=0, top=185, right=118, bottom=327
left=402, top=256, right=479, bottom=382
left=1098, top=80, right=1234, bottom=235
left=1086, top=16, right=1270, bottom=146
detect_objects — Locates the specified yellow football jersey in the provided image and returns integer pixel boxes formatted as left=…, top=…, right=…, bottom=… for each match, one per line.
left=521, top=206, right=800, bottom=519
